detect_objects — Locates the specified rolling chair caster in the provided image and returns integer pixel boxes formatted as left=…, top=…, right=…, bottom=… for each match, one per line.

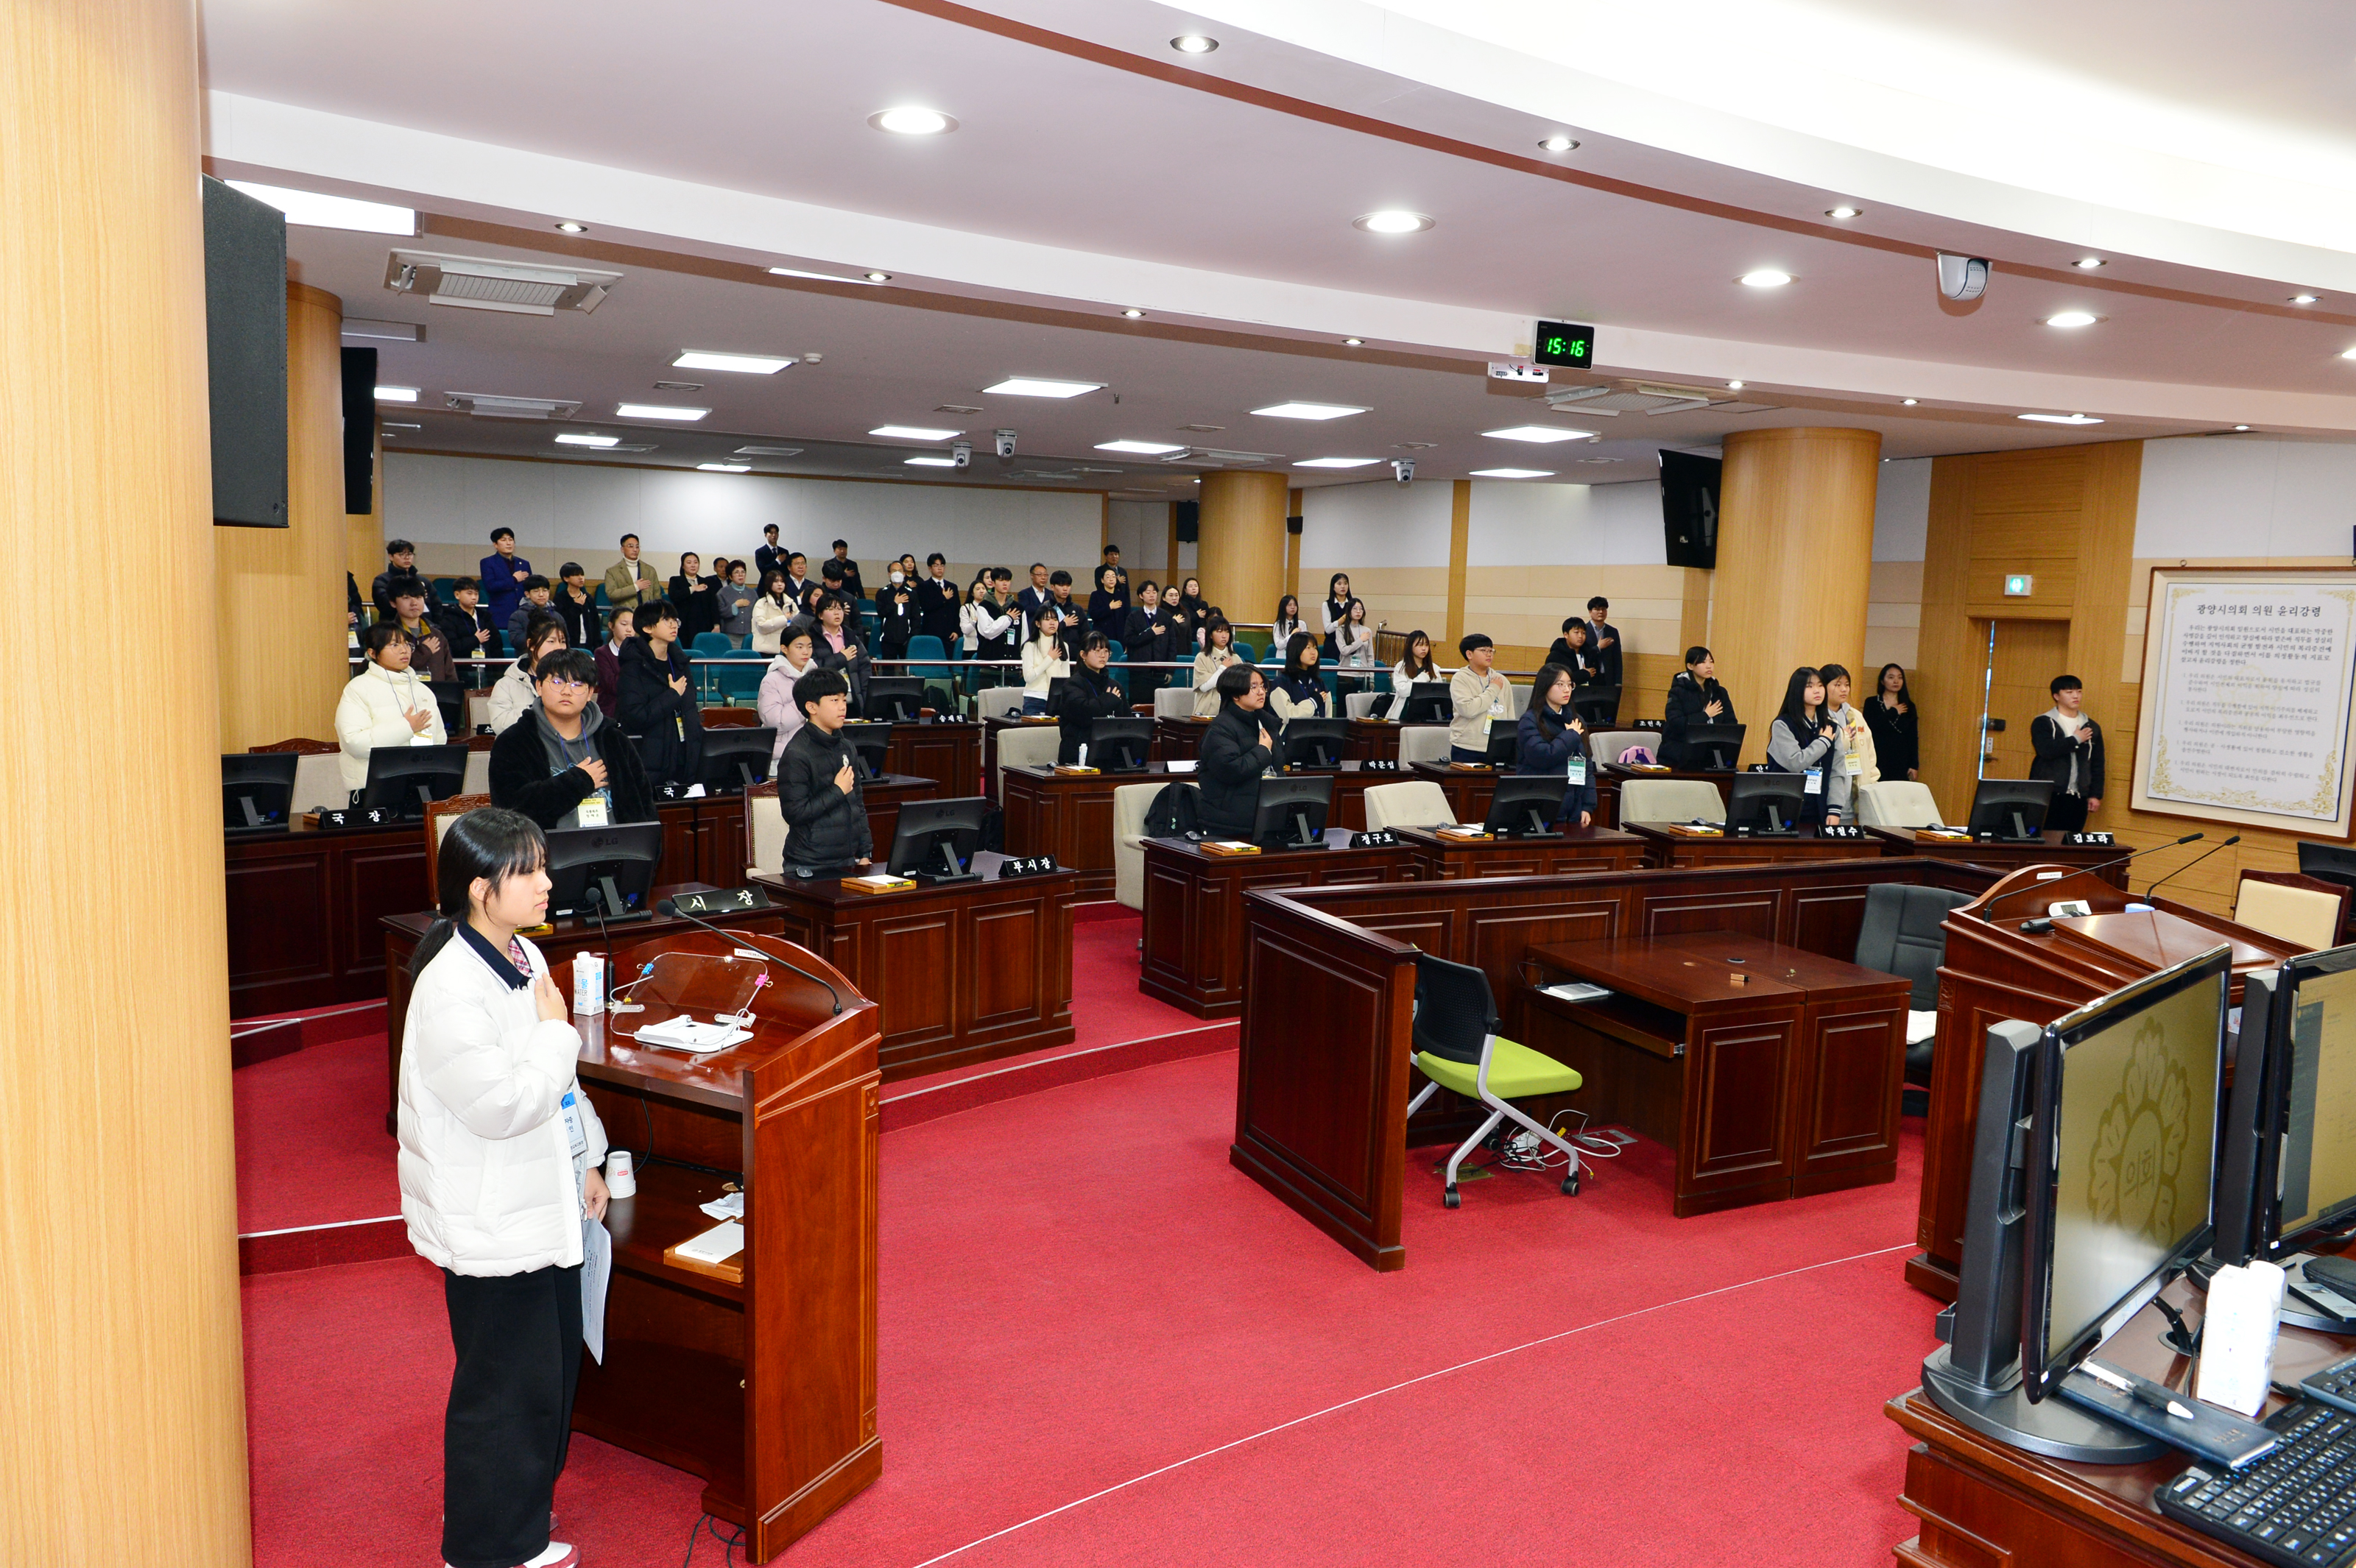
left=1443, top=1186, right=1461, bottom=1209
left=1561, top=1172, right=1579, bottom=1196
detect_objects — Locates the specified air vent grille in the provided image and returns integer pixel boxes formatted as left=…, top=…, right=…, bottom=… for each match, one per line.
left=385, top=250, right=621, bottom=317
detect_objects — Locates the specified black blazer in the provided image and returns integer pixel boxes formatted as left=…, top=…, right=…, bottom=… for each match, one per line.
left=2030, top=713, right=2104, bottom=799
left=1587, top=619, right=1624, bottom=688
left=914, top=576, right=962, bottom=646
left=487, top=712, right=655, bottom=830
left=1862, top=696, right=1919, bottom=778
left=669, top=573, right=720, bottom=640
left=1542, top=639, right=1598, bottom=686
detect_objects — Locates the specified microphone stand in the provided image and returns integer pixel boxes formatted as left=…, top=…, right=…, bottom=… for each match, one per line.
left=1980, top=832, right=2202, bottom=924
left=655, top=897, right=844, bottom=1014
left=2142, top=834, right=2241, bottom=904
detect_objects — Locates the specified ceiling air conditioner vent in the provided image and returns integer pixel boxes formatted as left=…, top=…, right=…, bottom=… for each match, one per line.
left=385, top=250, right=621, bottom=316
left=734, top=445, right=804, bottom=457
left=1159, top=447, right=1283, bottom=467
left=1544, top=383, right=1724, bottom=417
left=443, top=392, right=582, bottom=420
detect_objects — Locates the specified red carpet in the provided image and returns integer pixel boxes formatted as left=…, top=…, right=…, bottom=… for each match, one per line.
left=242, top=1034, right=1939, bottom=1567
left=236, top=1032, right=399, bottom=1235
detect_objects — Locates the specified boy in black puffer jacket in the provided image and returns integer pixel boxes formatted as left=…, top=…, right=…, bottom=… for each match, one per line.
left=776, top=668, right=873, bottom=875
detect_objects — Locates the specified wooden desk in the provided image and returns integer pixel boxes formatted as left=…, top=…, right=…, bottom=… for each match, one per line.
left=1911, top=864, right=2301, bottom=1300
left=984, top=713, right=1124, bottom=795
left=1523, top=932, right=1910, bottom=1215
left=1000, top=763, right=1171, bottom=897
left=716, top=774, right=937, bottom=883
left=226, top=819, right=427, bottom=1017
left=749, top=856, right=1075, bottom=1080
left=1625, top=822, right=1888, bottom=870
left=1140, top=830, right=1417, bottom=1018
left=1595, top=764, right=1734, bottom=829
left=562, top=930, right=879, bottom=1561
left=880, top=718, right=983, bottom=798
left=1866, top=824, right=2129, bottom=885
left=1394, top=824, right=1643, bottom=880
left=1154, top=715, right=1209, bottom=763
left=1409, top=759, right=1506, bottom=823
left=381, top=882, right=786, bottom=1132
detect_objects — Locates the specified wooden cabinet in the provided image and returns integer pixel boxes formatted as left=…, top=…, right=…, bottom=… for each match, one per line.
left=226, top=822, right=426, bottom=1017
left=1140, top=833, right=1415, bottom=1017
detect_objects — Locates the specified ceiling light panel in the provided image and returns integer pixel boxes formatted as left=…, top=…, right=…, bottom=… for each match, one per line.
left=1294, top=457, right=1380, bottom=468
left=904, top=456, right=958, bottom=467
left=1483, top=425, right=1596, bottom=443
left=225, top=180, right=416, bottom=236
left=766, top=266, right=886, bottom=285
left=984, top=378, right=1101, bottom=398
left=616, top=403, right=708, bottom=420
left=1739, top=270, right=1793, bottom=288
left=555, top=433, right=618, bottom=447
left=1471, top=468, right=1553, bottom=478
left=387, top=250, right=619, bottom=316
left=697, top=463, right=750, bottom=473
left=673, top=350, right=793, bottom=375
left=1252, top=402, right=1367, bottom=420
left=2045, top=311, right=2100, bottom=328
left=1096, top=440, right=1187, bottom=455
left=374, top=386, right=418, bottom=403
left=1353, top=211, right=1433, bottom=234
left=2017, top=413, right=2104, bottom=424
left=871, top=424, right=962, bottom=440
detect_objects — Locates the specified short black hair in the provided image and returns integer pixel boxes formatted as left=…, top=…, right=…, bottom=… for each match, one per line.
left=533, top=648, right=598, bottom=688
left=1685, top=645, right=1711, bottom=666
left=788, top=551, right=805, bottom=566
left=1049, top=570, right=1072, bottom=587
left=620, top=532, right=640, bottom=546
left=2050, top=674, right=2082, bottom=695
left=927, top=551, right=946, bottom=566
left=1103, top=544, right=1121, bottom=557
left=638, top=598, right=680, bottom=630
left=821, top=559, right=844, bottom=582
left=1819, top=663, right=1851, bottom=686
left=763, top=523, right=778, bottom=537
left=1215, top=663, right=1260, bottom=702
left=794, top=667, right=850, bottom=718
left=386, top=538, right=414, bottom=555
left=832, top=538, right=848, bottom=551
left=521, top=574, right=550, bottom=594
left=490, top=527, right=515, bottom=543
left=1029, top=561, right=1046, bottom=573
left=1079, top=632, right=1111, bottom=654
left=559, top=562, right=584, bottom=579
left=387, top=576, right=428, bottom=604
left=1459, top=632, right=1494, bottom=657
left=1587, top=596, right=1608, bottom=612
left=364, top=621, right=411, bottom=657
left=454, top=576, right=479, bottom=593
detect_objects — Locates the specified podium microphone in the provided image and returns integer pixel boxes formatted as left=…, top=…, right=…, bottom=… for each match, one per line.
left=655, top=898, right=844, bottom=1014
left=1981, top=832, right=2202, bottom=924
left=2144, top=834, right=2240, bottom=903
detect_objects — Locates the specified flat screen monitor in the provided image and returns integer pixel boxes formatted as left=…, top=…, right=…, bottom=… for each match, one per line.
left=696, top=727, right=777, bottom=796
left=359, top=744, right=468, bottom=818
left=1484, top=775, right=1564, bottom=837
left=427, top=679, right=465, bottom=738
left=222, top=753, right=297, bottom=831
left=1726, top=772, right=1806, bottom=833
left=1484, top=727, right=1520, bottom=768
left=1398, top=682, right=1451, bottom=726
left=1047, top=677, right=1076, bottom=713
left=1250, top=774, right=1331, bottom=850
left=1682, top=722, right=1746, bottom=772
left=1085, top=716, right=1153, bottom=771
left=886, top=796, right=990, bottom=880
left=1968, top=779, right=2054, bottom=842
left=2020, top=945, right=2229, bottom=1403
left=2213, top=944, right=2356, bottom=1268
left=2299, top=840, right=2356, bottom=897
left=864, top=677, right=924, bottom=722
left=838, top=721, right=892, bottom=780
left=1570, top=686, right=1620, bottom=731
left=1278, top=717, right=1347, bottom=769
left=543, top=822, right=663, bottom=920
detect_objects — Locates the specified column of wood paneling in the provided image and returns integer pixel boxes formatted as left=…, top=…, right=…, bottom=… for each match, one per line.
left=0, top=2, right=252, bottom=1563
left=1163, top=501, right=1179, bottom=585
left=1916, top=456, right=1982, bottom=815
left=1445, top=479, right=1472, bottom=648
left=217, top=280, right=349, bottom=747
left=2070, top=442, right=2142, bottom=832
left=1712, top=428, right=1881, bottom=768
left=1285, top=486, right=1302, bottom=602
left=1196, top=470, right=1288, bottom=627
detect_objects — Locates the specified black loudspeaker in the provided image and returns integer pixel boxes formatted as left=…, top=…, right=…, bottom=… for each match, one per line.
left=1658, top=449, right=1720, bottom=569
left=1285, top=514, right=1303, bottom=535
left=341, top=347, right=377, bottom=515
left=1174, top=501, right=1199, bottom=543
left=202, top=176, right=289, bottom=528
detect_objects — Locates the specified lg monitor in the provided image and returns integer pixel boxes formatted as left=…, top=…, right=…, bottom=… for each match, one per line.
left=863, top=677, right=925, bottom=722
left=1397, top=682, right=1451, bottom=726
left=2212, top=945, right=2356, bottom=1284
left=839, top=721, right=892, bottom=780
left=358, top=744, right=468, bottom=818
left=1484, top=728, right=1520, bottom=769
left=1726, top=772, right=1807, bottom=834
left=1968, top=779, right=2055, bottom=842
left=886, top=796, right=990, bottom=882
left=1570, top=686, right=1620, bottom=732
left=1278, top=718, right=1348, bottom=770
left=1484, top=776, right=1565, bottom=837
left=1082, top=716, right=1153, bottom=771
left=2299, top=840, right=2356, bottom=898
left=1250, top=774, right=1332, bottom=850
left=427, top=679, right=465, bottom=738
left=695, top=727, right=777, bottom=796
left=222, top=753, right=296, bottom=832
left=1683, top=722, right=1747, bottom=772
left=543, top=822, right=663, bottom=921
left=2020, top=945, right=2229, bottom=1405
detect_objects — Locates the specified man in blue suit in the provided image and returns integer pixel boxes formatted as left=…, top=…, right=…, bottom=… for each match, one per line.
left=479, top=527, right=532, bottom=630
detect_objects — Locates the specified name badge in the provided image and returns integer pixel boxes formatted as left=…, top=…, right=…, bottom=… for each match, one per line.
left=576, top=796, right=610, bottom=827
left=1804, top=768, right=1824, bottom=796
left=1843, top=752, right=1863, bottom=776
left=1567, top=755, right=1587, bottom=785
left=560, top=1089, right=589, bottom=1159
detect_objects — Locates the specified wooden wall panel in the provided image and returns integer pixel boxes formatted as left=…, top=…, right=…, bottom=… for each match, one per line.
left=1445, top=478, right=1470, bottom=648
left=1915, top=454, right=1981, bottom=816
left=0, top=1, right=252, bottom=1561
left=1196, top=470, right=1288, bottom=628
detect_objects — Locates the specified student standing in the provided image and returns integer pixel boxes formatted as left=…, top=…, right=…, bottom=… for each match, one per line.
left=1193, top=618, right=1243, bottom=718
left=336, top=623, right=448, bottom=797
left=491, top=618, right=568, bottom=735
left=828, top=540, right=864, bottom=605
left=1544, top=618, right=1598, bottom=687
left=397, top=807, right=608, bottom=1568
left=1051, top=634, right=1130, bottom=765
left=373, top=538, right=437, bottom=622
left=1172, top=577, right=1209, bottom=651
left=1447, top=633, right=1512, bottom=763
left=488, top=649, right=655, bottom=830
left=1765, top=666, right=1847, bottom=827
left=669, top=553, right=718, bottom=643
left=1270, top=595, right=1307, bottom=651
left=750, top=570, right=795, bottom=655
left=1086, top=566, right=1127, bottom=641
left=480, top=529, right=532, bottom=631
left=1517, top=663, right=1598, bottom=828
left=1319, top=574, right=1353, bottom=660
left=1819, top=663, right=1879, bottom=791
left=962, top=577, right=1015, bottom=687
left=602, top=534, right=659, bottom=616
left=1269, top=632, right=1331, bottom=724
left=757, top=624, right=819, bottom=763
left=1018, top=605, right=1069, bottom=716
left=1863, top=663, right=1920, bottom=783
left=1197, top=664, right=1280, bottom=840
left=439, top=576, right=498, bottom=688
left=753, top=523, right=788, bottom=585
left=1334, top=598, right=1376, bottom=694
left=389, top=579, right=456, bottom=684
left=776, top=669, right=872, bottom=874
left=2031, top=675, right=2105, bottom=833
left=1584, top=596, right=1623, bottom=691
left=593, top=607, right=633, bottom=716
left=915, top=554, right=962, bottom=649
left=811, top=594, right=870, bottom=714
left=551, top=565, right=599, bottom=652
left=617, top=600, right=704, bottom=788
left=506, top=576, right=557, bottom=654
left=1390, top=629, right=1444, bottom=696
left=1100, top=544, right=1129, bottom=601
left=1660, top=646, right=1737, bottom=769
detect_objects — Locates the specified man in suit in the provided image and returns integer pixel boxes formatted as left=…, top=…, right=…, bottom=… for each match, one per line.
left=754, top=524, right=789, bottom=585
left=479, top=527, right=532, bottom=629
left=914, top=551, right=961, bottom=648
left=1584, top=595, right=1625, bottom=723
left=602, top=533, right=660, bottom=615
left=1017, top=562, right=1054, bottom=623
left=1101, top=544, right=1129, bottom=601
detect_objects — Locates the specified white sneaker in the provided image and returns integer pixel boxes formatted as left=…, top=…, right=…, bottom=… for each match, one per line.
left=442, top=1538, right=574, bottom=1568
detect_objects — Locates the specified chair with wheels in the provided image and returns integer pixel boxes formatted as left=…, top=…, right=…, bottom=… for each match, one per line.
left=1852, top=882, right=1975, bottom=1112
left=1406, top=953, right=1588, bottom=1206
left=1363, top=780, right=1454, bottom=832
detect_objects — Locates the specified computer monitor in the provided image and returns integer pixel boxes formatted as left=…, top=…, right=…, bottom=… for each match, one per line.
left=886, top=796, right=990, bottom=882
left=1682, top=722, right=1746, bottom=772
left=2298, top=840, right=2356, bottom=897
left=695, top=727, right=777, bottom=796
left=222, top=753, right=297, bottom=831
left=1483, top=728, right=1520, bottom=768
left=358, top=744, right=468, bottom=819
left=2019, top=944, right=2229, bottom=1404
left=1250, top=774, right=1332, bottom=850
left=1085, top=716, right=1153, bottom=771
left=1278, top=718, right=1348, bottom=769
left=1726, top=772, right=1806, bottom=834
left=1484, top=776, right=1565, bottom=837
left=839, top=721, right=892, bottom=780
left=1571, top=686, right=1620, bottom=731
left=1397, top=682, right=1451, bottom=725
left=2212, top=944, right=2356, bottom=1272
left=1046, top=676, right=1076, bottom=713
left=543, top=822, right=663, bottom=921
left=427, top=679, right=465, bottom=738
left=863, top=677, right=925, bottom=722
left=1967, top=779, right=2055, bottom=842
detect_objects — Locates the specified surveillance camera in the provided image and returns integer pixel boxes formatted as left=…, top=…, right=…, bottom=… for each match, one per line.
left=951, top=441, right=971, bottom=468
left=801, top=353, right=823, bottom=365
left=1936, top=252, right=1989, bottom=303
left=995, top=429, right=1016, bottom=460
left=1392, top=458, right=1415, bottom=484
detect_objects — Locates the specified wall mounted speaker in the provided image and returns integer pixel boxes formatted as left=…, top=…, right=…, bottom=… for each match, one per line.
left=202, top=176, right=288, bottom=528
left=341, top=347, right=376, bottom=515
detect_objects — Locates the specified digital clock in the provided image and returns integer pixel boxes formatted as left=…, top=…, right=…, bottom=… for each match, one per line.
left=1533, top=321, right=1595, bottom=370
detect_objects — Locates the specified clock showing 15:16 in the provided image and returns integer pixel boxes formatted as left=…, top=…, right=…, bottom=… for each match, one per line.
left=1534, top=321, right=1595, bottom=370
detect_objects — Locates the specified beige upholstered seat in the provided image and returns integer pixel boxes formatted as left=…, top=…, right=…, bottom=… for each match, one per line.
left=1112, top=782, right=1164, bottom=911
left=461, top=749, right=492, bottom=797
left=2235, top=877, right=2344, bottom=951
left=975, top=686, right=1028, bottom=721
left=465, top=689, right=495, bottom=735
left=1506, top=682, right=1532, bottom=718
left=1344, top=690, right=1383, bottom=719
left=1618, top=778, right=1727, bottom=824
left=745, top=788, right=786, bottom=877
left=1396, top=724, right=1452, bottom=766
left=994, top=723, right=1062, bottom=798
left=424, top=793, right=493, bottom=894
left=1855, top=780, right=1943, bottom=828
left=1153, top=686, right=1196, bottom=718
left=290, top=752, right=348, bottom=816
left=1587, top=730, right=1653, bottom=767
left=1364, top=780, right=1455, bottom=832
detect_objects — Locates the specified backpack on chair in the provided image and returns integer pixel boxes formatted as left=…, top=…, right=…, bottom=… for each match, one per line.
left=1144, top=781, right=1201, bottom=838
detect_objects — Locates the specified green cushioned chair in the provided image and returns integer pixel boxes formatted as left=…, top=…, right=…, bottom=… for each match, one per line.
left=1407, top=952, right=1588, bottom=1207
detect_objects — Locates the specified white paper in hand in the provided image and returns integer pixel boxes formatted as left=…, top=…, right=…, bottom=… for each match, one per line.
left=2197, top=1260, right=2287, bottom=1416
left=582, top=1218, right=611, bottom=1364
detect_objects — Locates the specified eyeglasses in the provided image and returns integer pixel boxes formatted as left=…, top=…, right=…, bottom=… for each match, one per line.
left=542, top=679, right=590, bottom=693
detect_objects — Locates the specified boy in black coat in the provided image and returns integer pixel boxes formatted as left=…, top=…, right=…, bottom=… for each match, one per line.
left=1052, top=634, right=1132, bottom=765
left=2029, top=674, right=2105, bottom=833
left=1660, top=646, right=1739, bottom=769
left=616, top=599, right=705, bottom=788
left=487, top=649, right=656, bottom=830
left=1196, top=663, right=1279, bottom=840
left=775, top=668, right=872, bottom=874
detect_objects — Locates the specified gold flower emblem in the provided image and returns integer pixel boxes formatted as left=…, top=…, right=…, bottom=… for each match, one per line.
left=2087, top=1020, right=2193, bottom=1244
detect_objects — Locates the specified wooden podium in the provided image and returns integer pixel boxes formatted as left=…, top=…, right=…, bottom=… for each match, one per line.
left=563, top=930, right=881, bottom=1561
left=1908, top=864, right=2302, bottom=1300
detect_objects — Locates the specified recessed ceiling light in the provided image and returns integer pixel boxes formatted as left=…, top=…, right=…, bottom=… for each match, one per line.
left=672, top=350, right=792, bottom=375
left=1096, top=440, right=1188, bottom=455
left=1121, top=308, right=1146, bottom=319
left=864, top=271, right=891, bottom=283
left=871, top=424, right=962, bottom=441
left=1294, top=457, right=1381, bottom=468
left=554, top=221, right=588, bottom=235
left=1825, top=205, right=1861, bottom=220
left=1471, top=468, right=1553, bottom=479
left=904, top=456, right=959, bottom=467
left=374, top=385, right=418, bottom=402
left=984, top=377, right=1102, bottom=398
left=616, top=403, right=708, bottom=420
left=381, top=421, right=422, bottom=430
left=2017, top=412, right=2103, bottom=425
left=1726, top=381, right=1745, bottom=391
left=1343, top=337, right=1364, bottom=347
left=696, top=463, right=750, bottom=473
left=2235, top=425, right=2251, bottom=431
left=1739, top=269, right=1792, bottom=288
left=1579, top=457, right=1613, bottom=464
left=1483, top=424, right=1597, bottom=443
left=1901, top=398, right=1919, bottom=406
left=555, top=433, right=618, bottom=448
left=652, top=381, right=704, bottom=392
left=1253, top=401, right=1367, bottom=420
left=1353, top=210, right=1433, bottom=235
left=2292, top=294, right=2321, bottom=305
left=767, top=266, right=885, bottom=286
left=2073, top=257, right=2106, bottom=269
left=222, top=180, right=415, bottom=236
left=1539, top=135, right=1579, bottom=154
left=2045, top=311, right=2100, bottom=328
left=870, top=107, right=956, bottom=135
left=2340, top=346, right=2356, bottom=360
left=1170, top=33, right=1218, bottom=54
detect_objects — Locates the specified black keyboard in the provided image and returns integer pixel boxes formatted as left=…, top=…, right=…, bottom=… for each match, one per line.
left=2159, top=1400, right=2356, bottom=1567
left=2307, top=1352, right=2356, bottom=1417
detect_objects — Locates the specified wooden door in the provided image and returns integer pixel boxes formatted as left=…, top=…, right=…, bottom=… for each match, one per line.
left=1981, top=618, right=2071, bottom=781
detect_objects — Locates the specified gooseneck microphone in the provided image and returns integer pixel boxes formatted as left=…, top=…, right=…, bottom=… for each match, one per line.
left=655, top=898, right=844, bottom=1014
left=1980, top=832, right=2202, bottom=924
left=2144, top=834, right=2241, bottom=903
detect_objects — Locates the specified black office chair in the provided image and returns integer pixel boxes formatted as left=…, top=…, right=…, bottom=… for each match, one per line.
left=1405, top=953, right=1588, bottom=1207
left=1852, top=883, right=1975, bottom=1112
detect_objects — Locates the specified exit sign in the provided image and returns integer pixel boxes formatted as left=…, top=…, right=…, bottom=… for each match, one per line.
left=2004, top=573, right=2034, bottom=597
left=1533, top=321, right=1595, bottom=370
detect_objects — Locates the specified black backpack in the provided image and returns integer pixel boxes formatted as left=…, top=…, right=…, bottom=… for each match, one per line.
left=1144, top=781, right=1201, bottom=838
